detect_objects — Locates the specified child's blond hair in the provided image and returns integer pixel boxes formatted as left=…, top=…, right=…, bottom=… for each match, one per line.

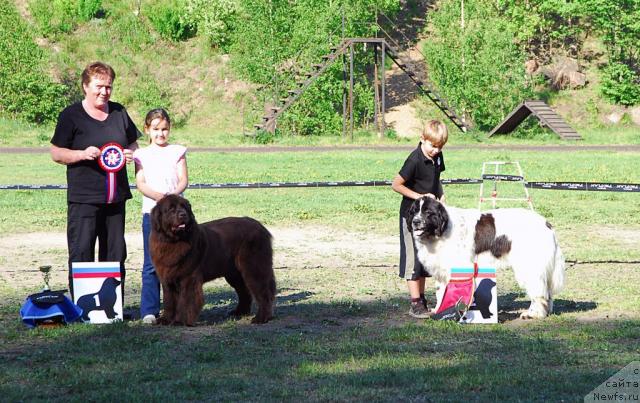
left=421, top=120, right=448, bottom=147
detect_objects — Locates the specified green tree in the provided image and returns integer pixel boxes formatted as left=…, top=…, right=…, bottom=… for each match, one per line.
left=423, top=0, right=534, bottom=130
left=229, top=0, right=400, bottom=136
left=497, top=0, right=586, bottom=59
left=583, top=0, right=640, bottom=105
left=0, top=0, right=68, bottom=124
left=184, top=0, right=238, bottom=48
left=497, top=0, right=640, bottom=105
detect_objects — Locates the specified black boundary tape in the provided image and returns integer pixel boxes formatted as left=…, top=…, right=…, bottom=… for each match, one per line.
left=1, top=180, right=639, bottom=192
left=525, top=182, right=640, bottom=192
left=482, top=174, right=523, bottom=182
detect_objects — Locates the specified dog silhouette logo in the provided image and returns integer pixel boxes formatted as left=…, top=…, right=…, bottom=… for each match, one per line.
left=76, top=277, right=122, bottom=321
left=468, top=279, right=497, bottom=319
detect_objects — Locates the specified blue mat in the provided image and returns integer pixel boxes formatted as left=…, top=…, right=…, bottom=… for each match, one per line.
left=20, top=290, right=83, bottom=328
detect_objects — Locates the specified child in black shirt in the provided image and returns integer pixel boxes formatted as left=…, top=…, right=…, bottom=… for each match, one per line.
left=391, top=120, right=448, bottom=318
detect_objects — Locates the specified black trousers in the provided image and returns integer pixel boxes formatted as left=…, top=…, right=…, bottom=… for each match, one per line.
left=67, top=201, right=127, bottom=300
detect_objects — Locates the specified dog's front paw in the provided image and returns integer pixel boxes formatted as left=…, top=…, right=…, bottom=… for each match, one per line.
left=520, top=311, right=542, bottom=320
left=521, top=298, right=550, bottom=319
left=251, top=314, right=273, bottom=324
left=520, top=307, right=548, bottom=319
left=228, top=306, right=251, bottom=318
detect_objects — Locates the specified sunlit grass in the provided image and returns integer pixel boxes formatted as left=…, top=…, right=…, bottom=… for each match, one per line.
left=1, top=143, right=639, bottom=401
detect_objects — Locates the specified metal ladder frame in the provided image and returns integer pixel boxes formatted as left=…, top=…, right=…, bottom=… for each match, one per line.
left=478, top=161, right=533, bottom=210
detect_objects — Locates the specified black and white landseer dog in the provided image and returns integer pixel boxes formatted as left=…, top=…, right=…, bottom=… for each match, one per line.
left=408, top=196, right=565, bottom=319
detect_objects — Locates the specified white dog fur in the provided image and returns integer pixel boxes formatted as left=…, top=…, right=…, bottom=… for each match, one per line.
left=408, top=197, right=565, bottom=319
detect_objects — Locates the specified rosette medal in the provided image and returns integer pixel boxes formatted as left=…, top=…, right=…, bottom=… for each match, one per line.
left=98, top=143, right=125, bottom=204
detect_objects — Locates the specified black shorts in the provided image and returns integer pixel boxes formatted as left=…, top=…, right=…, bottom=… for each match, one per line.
left=399, top=215, right=430, bottom=280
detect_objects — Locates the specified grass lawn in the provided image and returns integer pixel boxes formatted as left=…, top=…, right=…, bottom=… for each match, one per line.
left=0, top=142, right=639, bottom=401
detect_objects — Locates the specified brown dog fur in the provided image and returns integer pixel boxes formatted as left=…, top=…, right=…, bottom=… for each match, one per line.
left=150, top=195, right=276, bottom=325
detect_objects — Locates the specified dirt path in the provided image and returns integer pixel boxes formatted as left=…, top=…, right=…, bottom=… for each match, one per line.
left=384, top=42, right=429, bottom=138
left=4, top=145, right=640, bottom=154
left=0, top=226, right=398, bottom=293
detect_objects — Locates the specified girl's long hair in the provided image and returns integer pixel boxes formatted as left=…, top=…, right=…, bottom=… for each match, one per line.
left=143, top=108, right=171, bottom=144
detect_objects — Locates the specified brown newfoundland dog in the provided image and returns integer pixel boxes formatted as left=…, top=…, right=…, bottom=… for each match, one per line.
left=150, top=195, right=276, bottom=325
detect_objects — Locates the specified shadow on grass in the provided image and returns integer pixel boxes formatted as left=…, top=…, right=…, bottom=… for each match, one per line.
left=192, top=288, right=601, bottom=326
left=1, top=292, right=638, bottom=401
left=498, top=292, right=598, bottom=322
left=122, top=286, right=599, bottom=327
left=199, top=288, right=316, bottom=324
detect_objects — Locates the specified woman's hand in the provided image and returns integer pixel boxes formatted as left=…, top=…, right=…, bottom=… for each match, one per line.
left=123, top=148, right=134, bottom=163
left=83, top=146, right=100, bottom=160
left=124, top=141, right=139, bottom=163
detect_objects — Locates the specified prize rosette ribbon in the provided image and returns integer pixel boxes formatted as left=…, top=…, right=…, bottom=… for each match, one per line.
left=98, top=142, right=125, bottom=204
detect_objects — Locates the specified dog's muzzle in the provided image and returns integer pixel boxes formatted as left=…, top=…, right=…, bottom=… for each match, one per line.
left=411, top=217, right=426, bottom=234
left=171, top=210, right=189, bottom=233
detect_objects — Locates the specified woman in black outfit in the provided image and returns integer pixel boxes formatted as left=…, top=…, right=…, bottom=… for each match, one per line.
left=50, top=61, right=141, bottom=300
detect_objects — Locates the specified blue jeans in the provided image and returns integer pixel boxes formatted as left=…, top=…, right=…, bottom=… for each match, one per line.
left=140, top=213, right=160, bottom=317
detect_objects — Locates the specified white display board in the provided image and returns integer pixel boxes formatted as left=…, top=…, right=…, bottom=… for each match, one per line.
left=72, top=262, right=123, bottom=323
left=459, top=267, right=497, bottom=324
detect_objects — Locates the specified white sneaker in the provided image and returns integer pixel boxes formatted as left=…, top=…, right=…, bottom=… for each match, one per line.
left=142, top=314, right=157, bottom=325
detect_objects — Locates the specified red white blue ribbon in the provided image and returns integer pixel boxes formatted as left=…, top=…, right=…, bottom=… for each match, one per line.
left=98, top=143, right=125, bottom=204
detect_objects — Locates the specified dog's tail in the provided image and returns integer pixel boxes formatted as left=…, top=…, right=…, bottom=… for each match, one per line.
left=548, top=232, right=565, bottom=297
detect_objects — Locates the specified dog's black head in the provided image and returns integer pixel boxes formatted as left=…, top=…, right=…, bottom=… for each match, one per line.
left=103, top=277, right=121, bottom=288
left=151, top=194, right=196, bottom=241
left=407, top=196, right=449, bottom=239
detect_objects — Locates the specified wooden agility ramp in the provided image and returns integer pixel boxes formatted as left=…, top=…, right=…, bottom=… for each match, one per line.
left=489, top=100, right=581, bottom=140
left=255, top=38, right=469, bottom=134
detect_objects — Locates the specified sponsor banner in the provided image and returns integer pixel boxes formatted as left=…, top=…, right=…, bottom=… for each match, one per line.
left=482, top=174, right=524, bottom=182
left=3, top=180, right=639, bottom=191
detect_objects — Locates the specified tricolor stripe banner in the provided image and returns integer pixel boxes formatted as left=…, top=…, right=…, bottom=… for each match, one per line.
left=72, top=262, right=121, bottom=279
left=450, top=267, right=496, bottom=279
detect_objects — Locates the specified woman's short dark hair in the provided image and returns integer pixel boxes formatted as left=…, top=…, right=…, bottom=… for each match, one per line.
left=81, top=61, right=116, bottom=92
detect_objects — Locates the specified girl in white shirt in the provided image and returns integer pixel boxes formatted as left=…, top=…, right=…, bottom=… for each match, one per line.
left=133, top=108, right=188, bottom=324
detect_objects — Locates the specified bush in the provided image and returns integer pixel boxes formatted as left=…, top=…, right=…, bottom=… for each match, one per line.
left=184, top=0, right=238, bottom=48
left=109, top=12, right=154, bottom=51
left=278, top=68, right=371, bottom=136
left=77, top=0, right=102, bottom=21
left=28, top=0, right=103, bottom=35
left=423, top=0, right=535, bottom=130
left=3, top=73, right=68, bottom=123
left=0, top=0, right=69, bottom=124
left=583, top=0, right=640, bottom=106
left=28, top=0, right=78, bottom=38
left=131, top=78, right=172, bottom=117
left=497, top=0, right=586, bottom=60
left=146, top=0, right=195, bottom=42
left=600, top=62, right=640, bottom=106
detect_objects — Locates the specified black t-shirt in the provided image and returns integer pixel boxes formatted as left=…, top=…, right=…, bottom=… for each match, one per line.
left=51, top=101, right=141, bottom=204
left=398, top=142, right=446, bottom=216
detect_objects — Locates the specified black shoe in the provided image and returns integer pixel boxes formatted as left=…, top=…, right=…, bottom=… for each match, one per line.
left=431, top=300, right=469, bottom=321
left=408, top=302, right=433, bottom=319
